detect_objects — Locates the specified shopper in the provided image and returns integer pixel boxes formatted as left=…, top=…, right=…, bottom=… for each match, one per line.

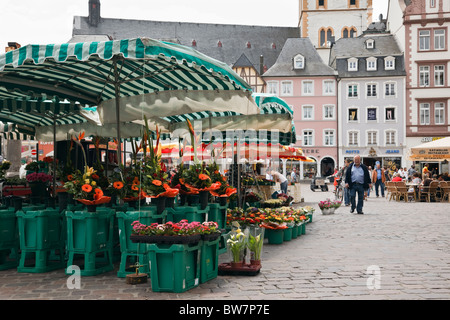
left=345, top=155, right=371, bottom=215
left=371, top=161, right=385, bottom=197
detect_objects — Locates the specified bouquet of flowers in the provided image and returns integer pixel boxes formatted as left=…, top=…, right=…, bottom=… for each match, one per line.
left=109, top=163, right=144, bottom=201
left=141, top=120, right=178, bottom=199
left=63, top=132, right=110, bottom=206
left=259, top=209, right=288, bottom=230
left=318, top=199, right=333, bottom=209
left=207, top=161, right=237, bottom=198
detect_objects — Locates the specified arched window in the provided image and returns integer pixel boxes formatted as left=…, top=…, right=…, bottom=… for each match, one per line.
left=319, top=27, right=334, bottom=47
left=294, top=54, right=305, bottom=69
left=342, top=27, right=357, bottom=38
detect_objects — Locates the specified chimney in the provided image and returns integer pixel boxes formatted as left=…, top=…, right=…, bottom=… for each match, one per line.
left=88, top=0, right=101, bottom=27
left=259, top=55, right=264, bottom=75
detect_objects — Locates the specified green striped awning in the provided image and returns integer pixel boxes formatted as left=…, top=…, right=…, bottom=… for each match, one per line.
left=0, top=38, right=258, bottom=127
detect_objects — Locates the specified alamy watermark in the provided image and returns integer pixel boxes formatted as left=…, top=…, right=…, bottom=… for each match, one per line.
left=366, top=265, right=381, bottom=290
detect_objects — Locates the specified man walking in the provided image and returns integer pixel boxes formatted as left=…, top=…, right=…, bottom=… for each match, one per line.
left=345, top=155, right=371, bottom=214
left=338, top=158, right=351, bottom=206
left=371, top=161, right=385, bottom=197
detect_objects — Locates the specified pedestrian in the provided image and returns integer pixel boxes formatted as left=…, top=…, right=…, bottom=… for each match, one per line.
left=407, top=165, right=417, bottom=178
left=384, top=166, right=391, bottom=181
left=290, top=168, right=298, bottom=183
left=271, top=170, right=288, bottom=195
left=371, top=161, right=385, bottom=197
left=338, top=158, right=351, bottom=206
left=365, top=165, right=373, bottom=199
left=345, top=155, right=371, bottom=214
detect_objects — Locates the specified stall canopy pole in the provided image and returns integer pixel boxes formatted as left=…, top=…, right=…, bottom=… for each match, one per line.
left=113, top=58, right=122, bottom=166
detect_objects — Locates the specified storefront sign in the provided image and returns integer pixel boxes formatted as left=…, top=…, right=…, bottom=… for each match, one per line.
left=345, top=150, right=360, bottom=154
left=421, top=137, right=444, bottom=142
left=386, top=150, right=400, bottom=154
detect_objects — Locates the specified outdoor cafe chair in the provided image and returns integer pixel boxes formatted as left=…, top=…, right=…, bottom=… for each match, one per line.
left=396, top=182, right=416, bottom=202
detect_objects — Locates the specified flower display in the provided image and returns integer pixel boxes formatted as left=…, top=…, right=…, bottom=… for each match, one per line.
left=226, top=207, right=265, bottom=228
left=0, top=160, right=11, bottom=180
left=247, top=231, right=264, bottom=261
left=109, top=163, right=145, bottom=201
left=207, top=162, right=237, bottom=198
left=26, top=172, right=53, bottom=183
left=318, top=199, right=341, bottom=209
left=131, top=219, right=217, bottom=237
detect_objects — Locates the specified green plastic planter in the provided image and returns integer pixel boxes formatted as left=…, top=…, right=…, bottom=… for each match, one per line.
left=208, top=203, right=227, bottom=229
left=0, top=209, right=19, bottom=270
left=291, top=225, right=298, bottom=239
left=283, top=227, right=293, bottom=241
left=148, top=242, right=201, bottom=293
left=167, top=205, right=208, bottom=223
left=16, top=209, right=65, bottom=273
left=301, top=223, right=306, bottom=235
left=266, top=228, right=284, bottom=244
left=115, top=209, right=162, bottom=278
left=199, top=237, right=220, bottom=283
left=65, top=209, right=115, bottom=276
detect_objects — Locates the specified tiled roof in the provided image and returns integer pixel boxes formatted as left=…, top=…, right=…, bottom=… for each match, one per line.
left=72, top=16, right=300, bottom=71
left=262, top=38, right=336, bottom=77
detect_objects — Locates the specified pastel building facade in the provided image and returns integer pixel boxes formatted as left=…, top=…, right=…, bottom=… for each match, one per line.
left=263, top=38, right=338, bottom=178
left=330, top=33, right=407, bottom=169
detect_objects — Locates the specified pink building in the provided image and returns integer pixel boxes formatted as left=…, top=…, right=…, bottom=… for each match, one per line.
left=263, top=38, right=338, bottom=179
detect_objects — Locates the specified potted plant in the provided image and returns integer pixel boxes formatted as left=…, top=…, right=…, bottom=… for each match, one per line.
left=226, top=228, right=247, bottom=268
left=247, top=226, right=264, bottom=265
left=109, top=163, right=145, bottom=208
left=26, top=172, right=53, bottom=203
left=318, top=199, right=334, bottom=215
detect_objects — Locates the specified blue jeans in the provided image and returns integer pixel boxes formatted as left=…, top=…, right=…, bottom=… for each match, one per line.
left=280, top=181, right=288, bottom=194
left=350, top=183, right=365, bottom=213
left=374, top=179, right=385, bottom=197
left=344, top=187, right=350, bottom=205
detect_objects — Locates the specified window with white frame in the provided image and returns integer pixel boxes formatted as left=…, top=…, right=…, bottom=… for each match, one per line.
left=420, top=103, right=430, bottom=125
left=303, top=130, right=314, bottom=146
left=366, top=83, right=377, bottom=97
left=323, top=104, right=335, bottom=120
left=430, top=0, right=436, bottom=8
left=302, top=80, right=314, bottom=95
left=323, top=80, right=335, bottom=95
left=367, top=130, right=377, bottom=145
left=367, top=57, right=377, bottom=71
left=302, top=105, right=314, bottom=120
left=385, top=82, right=396, bottom=97
left=324, top=129, right=335, bottom=146
left=385, top=107, right=396, bottom=121
left=434, top=65, right=445, bottom=86
left=434, top=29, right=445, bottom=50
left=294, top=54, right=305, bottom=69
left=348, top=58, right=358, bottom=71
left=347, top=84, right=358, bottom=98
left=348, top=107, right=358, bottom=121
left=419, top=66, right=430, bottom=87
left=435, top=102, right=445, bottom=124
left=419, top=30, right=430, bottom=51
left=384, top=56, right=395, bottom=70
left=348, top=131, right=359, bottom=146
left=267, top=81, right=278, bottom=95
left=367, top=107, right=377, bottom=121
left=385, top=130, right=396, bottom=145
left=281, top=81, right=293, bottom=96
left=366, top=39, right=375, bottom=49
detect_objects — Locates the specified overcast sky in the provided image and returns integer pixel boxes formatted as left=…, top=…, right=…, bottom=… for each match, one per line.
left=1, top=0, right=389, bottom=47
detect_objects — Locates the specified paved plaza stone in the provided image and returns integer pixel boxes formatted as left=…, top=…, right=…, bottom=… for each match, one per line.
left=0, top=183, right=449, bottom=300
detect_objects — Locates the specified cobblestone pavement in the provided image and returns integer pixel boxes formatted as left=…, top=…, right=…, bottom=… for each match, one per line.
left=1, top=183, right=449, bottom=300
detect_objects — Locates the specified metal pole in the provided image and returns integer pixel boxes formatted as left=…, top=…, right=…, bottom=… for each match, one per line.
left=52, top=117, right=57, bottom=198
left=113, top=58, right=122, bottom=166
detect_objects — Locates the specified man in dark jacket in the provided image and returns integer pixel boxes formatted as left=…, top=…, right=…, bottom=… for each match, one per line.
left=345, top=155, right=371, bottom=214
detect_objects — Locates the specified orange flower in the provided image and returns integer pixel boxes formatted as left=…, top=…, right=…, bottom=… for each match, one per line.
left=133, top=177, right=140, bottom=184
left=131, top=184, right=139, bottom=191
left=92, top=174, right=99, bottom=180
left=113, top=181, right=124, bottom=189
left=152, top=180, right=162, bottom=186
left=82, top=184, right=92, bottom=193
left=94, top=188, right=104, bottom=197
left=199, top=174, right=210, bottom=181
left=67, top=174, right=73, bottom=181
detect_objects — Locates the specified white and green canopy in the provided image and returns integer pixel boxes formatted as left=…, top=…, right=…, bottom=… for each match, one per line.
left=0, top=37, right=259, bottom=153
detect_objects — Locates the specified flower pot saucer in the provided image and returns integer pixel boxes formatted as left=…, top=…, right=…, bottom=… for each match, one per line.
left=218, top=262, right=261, bottom=276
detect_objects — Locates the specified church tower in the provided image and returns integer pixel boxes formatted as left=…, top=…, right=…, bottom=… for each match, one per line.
left=298, top=0, right=373, bottom=62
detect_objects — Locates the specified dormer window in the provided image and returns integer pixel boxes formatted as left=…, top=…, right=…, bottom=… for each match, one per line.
left=366, top=57, right=377, bottom=71
left=348, top=57, right=358, bottom=71
left=366, top=39, right=375, bottom=49
left=294, top=54, right=305, bottom=69
left=384, top=56, right=395, bottom=70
